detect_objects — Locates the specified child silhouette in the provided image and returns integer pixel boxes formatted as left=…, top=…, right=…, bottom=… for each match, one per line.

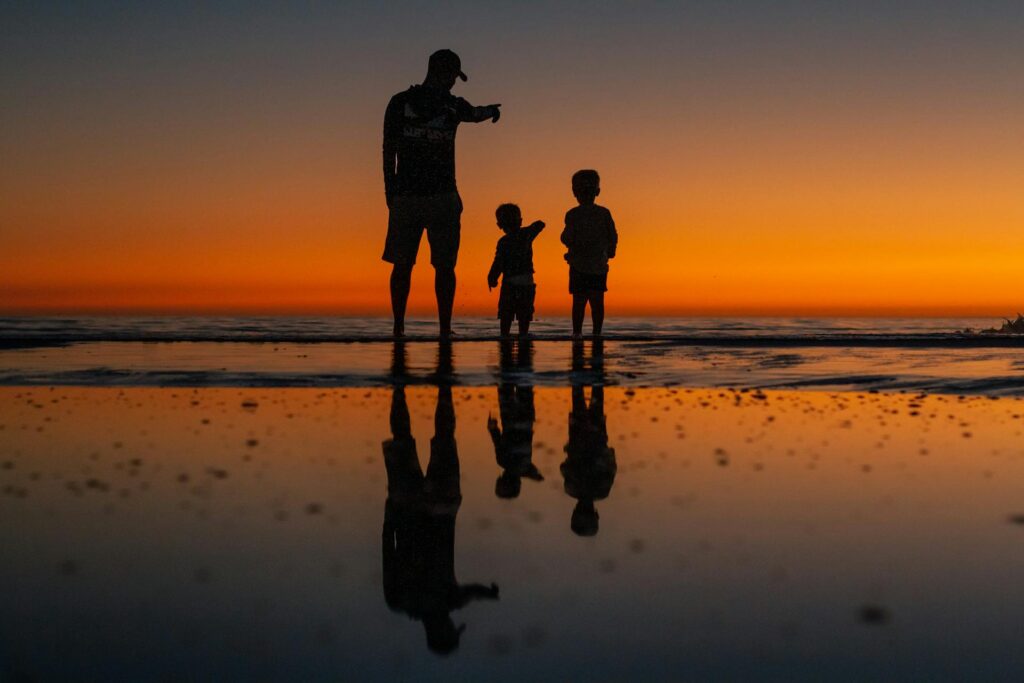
left=560, top=170, right=618, bottom=337
left=487, top=203, right=545, bottom=337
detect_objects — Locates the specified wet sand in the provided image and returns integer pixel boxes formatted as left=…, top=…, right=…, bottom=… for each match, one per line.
left=3, top=385, right=1024, bottom=680
left=2, top=339, right=1023, bottom=394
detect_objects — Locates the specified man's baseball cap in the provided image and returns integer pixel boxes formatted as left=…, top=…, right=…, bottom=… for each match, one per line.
left=429, top=49, right=468, bottom=81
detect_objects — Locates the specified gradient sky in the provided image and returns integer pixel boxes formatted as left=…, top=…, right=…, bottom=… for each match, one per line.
left=2, top=1, right=1022, bottom=316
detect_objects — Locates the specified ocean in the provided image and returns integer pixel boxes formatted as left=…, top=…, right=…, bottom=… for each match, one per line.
left=1, top=316, right=1021, bottom=394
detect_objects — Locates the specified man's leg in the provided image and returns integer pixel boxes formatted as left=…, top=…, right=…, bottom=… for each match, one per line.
left=590, top=291, right=605, bottom=336
left=383, top=196, right=421, bottom=339
left=425, top=193, right=463, bottom=339
left=435, top=266, right=456, bottom=338
left=390, top=263, right=413, bottom=337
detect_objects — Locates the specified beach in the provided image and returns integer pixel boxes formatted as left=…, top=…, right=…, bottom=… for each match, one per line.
left=6, top=1, right=1023, bottom=678
left=3, top=341, right=1024, bottom=679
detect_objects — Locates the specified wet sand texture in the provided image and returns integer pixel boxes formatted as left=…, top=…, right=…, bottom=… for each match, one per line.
left=2, top=387, right=1024, bottom=681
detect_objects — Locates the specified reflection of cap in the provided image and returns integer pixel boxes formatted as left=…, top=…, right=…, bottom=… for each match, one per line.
left=429, top=49, right=468, bottom=81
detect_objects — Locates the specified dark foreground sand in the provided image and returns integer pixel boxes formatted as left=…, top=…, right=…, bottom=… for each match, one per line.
left=2, top=386, right=1024, bottom=681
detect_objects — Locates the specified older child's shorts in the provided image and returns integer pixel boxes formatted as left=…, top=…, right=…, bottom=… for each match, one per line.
left=569, top=268, right=608, bottom=294
left=498, top=283, right=536, bottom=321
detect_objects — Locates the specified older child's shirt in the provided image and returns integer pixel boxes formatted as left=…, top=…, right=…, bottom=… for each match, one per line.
left=488, top=224, right=544, bottom=287
left=560, top=204, right=618, bottom=275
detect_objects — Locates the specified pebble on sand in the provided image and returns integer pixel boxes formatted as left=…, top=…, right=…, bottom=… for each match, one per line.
left=859, top=605, right=890, bottom=625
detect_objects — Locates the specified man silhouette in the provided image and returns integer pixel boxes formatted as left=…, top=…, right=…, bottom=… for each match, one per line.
left=383, top=49, right=502, bottom=338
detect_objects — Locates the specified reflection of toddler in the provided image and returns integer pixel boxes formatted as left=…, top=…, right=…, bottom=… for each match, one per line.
left=488, top=384, right=543, bottom=498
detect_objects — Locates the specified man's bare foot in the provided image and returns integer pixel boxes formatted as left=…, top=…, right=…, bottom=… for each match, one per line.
left=392, top=321, right=405, bottom=338
left=439, top=327, right=454, bottom=340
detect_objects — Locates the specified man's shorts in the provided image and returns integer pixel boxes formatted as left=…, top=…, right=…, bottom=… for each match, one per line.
left=382, top=192, right=462, bottom=269
left=498, top=283, right=536, bottom=322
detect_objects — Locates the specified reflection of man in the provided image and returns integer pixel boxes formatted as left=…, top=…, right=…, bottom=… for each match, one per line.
left=389, top=340, right=409, bottom=383
left=561, top=383, right=617, bottom=536
left=383, top=49, right=502, bottom=338
left=382, top=385, right=499, bottom=655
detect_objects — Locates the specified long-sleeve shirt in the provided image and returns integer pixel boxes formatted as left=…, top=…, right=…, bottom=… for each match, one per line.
left=560, top=204, right=618, bottom=275
left=383, top=85, right=496, bottom=197
left=488, top=223, right=544, bottom=287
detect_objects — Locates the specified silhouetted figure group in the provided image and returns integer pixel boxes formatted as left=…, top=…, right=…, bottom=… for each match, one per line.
left=380, top=50, right=621, bottom=656
left=380, top=339, right=616, bottom=655
left=384, top=50, right=619, bottom=339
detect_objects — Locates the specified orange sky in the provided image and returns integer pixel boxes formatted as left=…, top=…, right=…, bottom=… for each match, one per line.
left=2, top=3, right=1022, bottom=316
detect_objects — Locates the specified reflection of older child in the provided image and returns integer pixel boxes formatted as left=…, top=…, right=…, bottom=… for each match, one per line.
left=561, top=384, right=617, bottom=536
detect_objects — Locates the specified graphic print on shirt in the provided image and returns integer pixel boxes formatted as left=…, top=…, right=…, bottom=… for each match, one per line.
left=402, top=102, right=456, bottom=143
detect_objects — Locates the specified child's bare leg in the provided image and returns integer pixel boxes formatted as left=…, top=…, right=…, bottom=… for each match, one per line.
left=589, top=292, right=605, bottom=336
left=571, top=295, right=587, bottom=337
left=499, top=312, right=513, bottom=337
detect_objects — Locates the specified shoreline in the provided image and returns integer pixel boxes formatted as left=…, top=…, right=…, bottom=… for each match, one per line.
left=0, top=338, right=1022, bottom=395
